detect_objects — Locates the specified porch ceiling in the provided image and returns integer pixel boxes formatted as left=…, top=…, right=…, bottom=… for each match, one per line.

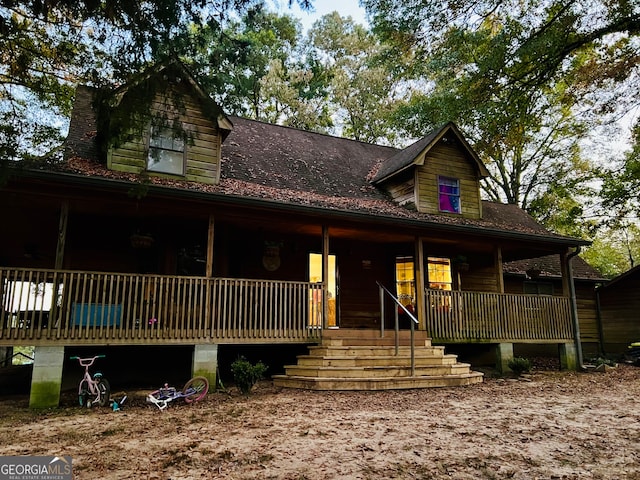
left=2, top=174, right=580, bottom=260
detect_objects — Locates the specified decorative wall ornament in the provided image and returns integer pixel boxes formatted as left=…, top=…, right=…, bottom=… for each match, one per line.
left=262, top=241, right=282, bottom=271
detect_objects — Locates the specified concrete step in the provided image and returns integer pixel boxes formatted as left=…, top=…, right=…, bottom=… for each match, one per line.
left=283, top=363, right=472, bottom=378
left=322, top=328, right=431, bottom=342
left=296, top=353, right=459, bottom=367
left=272, top=328, right=483, bottom=391
left=272, top=372, right=484, bottom=391
left=308, top=345, right=445, bottom=357
left=321, top=337, right=433, bottom=347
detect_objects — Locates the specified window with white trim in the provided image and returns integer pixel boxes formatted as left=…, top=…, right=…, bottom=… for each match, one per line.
left=438, top=176, right=461, bottom=214
left=147, top=127, right=186, bottom=175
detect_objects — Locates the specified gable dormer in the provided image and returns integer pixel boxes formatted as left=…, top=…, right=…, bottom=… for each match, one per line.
left=103, top=61, right=232, bottom=185
left=371, top=123, right=489, bottom=219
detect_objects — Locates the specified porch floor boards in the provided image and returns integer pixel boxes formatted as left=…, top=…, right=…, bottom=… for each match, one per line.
left=272, top=329, right=484, bottom=391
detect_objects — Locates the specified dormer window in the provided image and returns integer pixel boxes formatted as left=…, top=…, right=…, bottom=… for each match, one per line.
left=438, top=176, right=461, bottom=214
left=147, top=127, right=186, bottom=175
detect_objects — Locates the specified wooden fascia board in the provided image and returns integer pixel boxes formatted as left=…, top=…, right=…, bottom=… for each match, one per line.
left=217, top=114, right=234, bottom=141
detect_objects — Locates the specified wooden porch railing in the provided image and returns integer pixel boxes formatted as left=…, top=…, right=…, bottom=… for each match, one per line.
left=0, top=268, right=323, bottom=346
left=425, top=289, right=573, bottom=343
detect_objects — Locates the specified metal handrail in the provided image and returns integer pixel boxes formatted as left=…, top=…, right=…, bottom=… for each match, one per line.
left=0, top=351, right=34, bottom=367
left=377, top=282, right=419, bottom=376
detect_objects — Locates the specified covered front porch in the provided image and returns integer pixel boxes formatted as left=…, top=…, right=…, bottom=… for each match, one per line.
left=1, top=266, right=580, bottom=404
left=0, top=174, right=587, bottom=406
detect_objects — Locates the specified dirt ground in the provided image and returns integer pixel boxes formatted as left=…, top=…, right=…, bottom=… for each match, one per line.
left=1, top=364, right=639, bottom=480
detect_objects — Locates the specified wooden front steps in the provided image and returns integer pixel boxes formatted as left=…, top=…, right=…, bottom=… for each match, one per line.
left=272, top=329, right=484, bottom=391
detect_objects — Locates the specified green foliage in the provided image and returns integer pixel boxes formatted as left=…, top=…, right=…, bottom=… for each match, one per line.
left=387, top=13, right=594, bottom=213
left=306, top=12, right=409, bottom=144
left=0, top=4, right=82, bottom=162
left=230, top=356, right=268, bottom=395
left=183, top=5, right=305, bottom=120
left=364, top=0, right=639, bottom=231
left=585, top=356, right=617, bottom=368
left=526, top=178, right=598, bottom=239
left=581, top=224, right=640, bottom=278
left=601, top=121, right=640, bottom=224
left=12, top=346, right=34, bottom=365
left=364, top=0, right=639, bottom=92
left=0, top=0, right=313, bottom=162
left=507, top=357, right=531, bottom=376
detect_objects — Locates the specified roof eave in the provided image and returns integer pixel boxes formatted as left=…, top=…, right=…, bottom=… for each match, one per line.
left=10, top=169, right=589, bottom=249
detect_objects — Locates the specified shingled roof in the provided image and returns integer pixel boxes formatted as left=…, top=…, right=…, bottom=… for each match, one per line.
left=222, top=116, right=396, bottom=199
left=53, top=85, right=588, bottom=246
left=503, top=255, right=606, bottom=281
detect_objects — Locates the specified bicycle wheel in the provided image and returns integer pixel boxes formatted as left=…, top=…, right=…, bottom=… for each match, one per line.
left=182, top=376, right=209, bottom=403
left=78, top=380, right=90, bottom=407
left=96, top=378, right=111, bottom=407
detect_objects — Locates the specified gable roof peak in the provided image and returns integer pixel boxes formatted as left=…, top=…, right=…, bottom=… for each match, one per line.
left=370, top=122, right=489, bottom=184
left=108, top=58, right=233, bottom=137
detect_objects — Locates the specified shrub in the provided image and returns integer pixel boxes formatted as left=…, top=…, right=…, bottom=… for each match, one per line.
left=586, top=356, right=617, bottom=367
left=230, top=357, right=268, bottom=395
left=508, top=357, right=532, bottom=376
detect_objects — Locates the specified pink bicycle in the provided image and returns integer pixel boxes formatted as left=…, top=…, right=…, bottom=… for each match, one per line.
left=70, top=355, right=111, bottom=408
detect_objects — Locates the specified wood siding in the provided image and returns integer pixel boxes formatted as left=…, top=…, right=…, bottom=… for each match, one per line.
left=598, top=277, right=640, bottom=353
left=574, top=283, right=600, bottom=344
left=416, top=142, right=482, bottom=218
left=107, top=88, right=221, bottom=185
left=385, top=172, right=416, bottom=210
left=460, top=262, right=501, bottom=294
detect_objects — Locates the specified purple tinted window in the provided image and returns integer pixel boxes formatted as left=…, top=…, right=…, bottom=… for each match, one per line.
left=438, top=177, right=460, bottom=213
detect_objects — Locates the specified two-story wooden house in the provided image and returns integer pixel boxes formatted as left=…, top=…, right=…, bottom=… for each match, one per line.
left=0, top=61, right=591, bottom=407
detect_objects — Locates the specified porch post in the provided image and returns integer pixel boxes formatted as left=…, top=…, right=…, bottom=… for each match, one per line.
left=50, top=202, right=68, bottom=326
left=559, top=343, right=578, bottom=370
left=496, top=342, right=514, bottom=374
left=0, top=347, right=13, bottom=367
left=494, top=246, right=504, bottom=293
left=322, top=226, right=329, bottom=329
left=55, top=201, right=68, bottom=270
left=192, top=344, right=218, bottom=391
left=206, top=214, right=215, bottom=277
left=29, top=346, right=65, bottom=409
left=560, top=249, right=584, bottom=369
left=414, top=236, right=427, bottom=331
